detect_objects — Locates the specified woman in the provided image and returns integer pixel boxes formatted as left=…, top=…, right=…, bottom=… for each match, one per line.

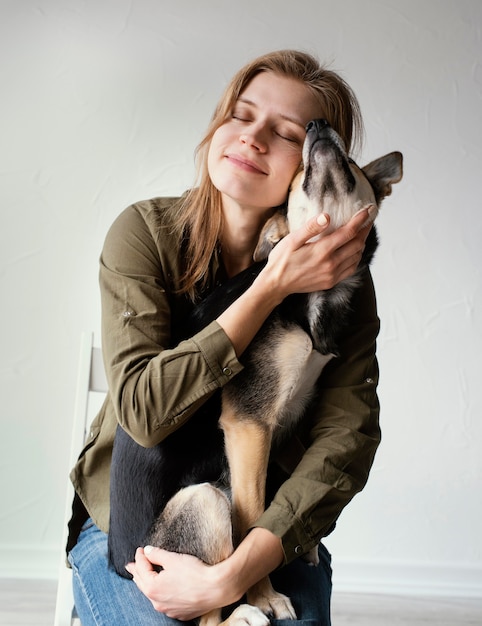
left=67, top=49, right=380, bottom=625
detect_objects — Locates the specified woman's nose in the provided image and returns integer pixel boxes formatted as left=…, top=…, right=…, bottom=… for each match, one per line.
left=239, top=126, right=267, bottom=152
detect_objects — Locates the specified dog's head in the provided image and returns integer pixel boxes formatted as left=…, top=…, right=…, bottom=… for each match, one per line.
left=254, top=119, right=403, bottom=260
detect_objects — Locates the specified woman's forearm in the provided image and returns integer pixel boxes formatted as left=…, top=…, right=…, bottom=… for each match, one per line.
left=213, top=527, right=285, bottom=606
left=216, top=271, right=283, bottom=357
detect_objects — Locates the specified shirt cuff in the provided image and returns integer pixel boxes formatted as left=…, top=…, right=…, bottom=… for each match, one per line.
left=255, top=502, right=319, bottom=566
left=192, top=320, right=243, bottom=385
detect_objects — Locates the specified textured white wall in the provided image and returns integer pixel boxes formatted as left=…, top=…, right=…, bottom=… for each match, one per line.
left=1, top=0, right=481, bottom=596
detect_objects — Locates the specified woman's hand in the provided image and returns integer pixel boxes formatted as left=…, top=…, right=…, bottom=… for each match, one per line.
left=262, top=206, right=375, bottom=300
left=216, top=206, right=374, bottom=358
left=125, top=528, right=284, bottom=621
left=126, top=546, right=224, bottom=621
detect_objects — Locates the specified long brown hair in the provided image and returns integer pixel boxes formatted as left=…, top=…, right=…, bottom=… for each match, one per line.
left=170, top=49, right=364, bottom=300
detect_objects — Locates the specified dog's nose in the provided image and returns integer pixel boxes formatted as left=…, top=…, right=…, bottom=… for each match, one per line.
left=306, top=119, right=330, bottom=134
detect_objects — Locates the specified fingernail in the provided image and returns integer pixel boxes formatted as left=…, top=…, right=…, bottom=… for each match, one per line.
left=144, top=545, right=154, bottom=554
left=368, top=205, right=378, bottom=220
left=317, top=213, right=328, bottom=226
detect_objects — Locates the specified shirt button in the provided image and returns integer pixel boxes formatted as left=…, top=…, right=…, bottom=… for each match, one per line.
left=294, top=545, right=303, bottom=555
left=122, top=311, right=133, bottom=318
left=222, top=367, right=232, bottom=377
left=365, top=377, right=374, bottom=384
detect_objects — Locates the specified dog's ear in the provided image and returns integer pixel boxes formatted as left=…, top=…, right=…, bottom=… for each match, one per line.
left=253, top=213, right=289, bottom=261
left=362, top=151, right=403, bottom=202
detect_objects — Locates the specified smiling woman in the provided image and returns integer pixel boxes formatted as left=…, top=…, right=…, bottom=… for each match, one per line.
left=65, top=49, right=379, bottom=626
left=207, top=72, right=319, bottom=221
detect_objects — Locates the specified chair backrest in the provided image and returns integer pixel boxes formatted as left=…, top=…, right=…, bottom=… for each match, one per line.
left=68, top=333, right=108, bottom=466
left=54, top=332, right=108, bottom=626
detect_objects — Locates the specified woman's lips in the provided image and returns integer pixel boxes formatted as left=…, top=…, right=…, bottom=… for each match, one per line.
left=225, top=153, right=267, bottom=175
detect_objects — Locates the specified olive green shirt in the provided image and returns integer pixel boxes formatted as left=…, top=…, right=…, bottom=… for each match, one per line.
left=69, top=196, right=381, bottom=565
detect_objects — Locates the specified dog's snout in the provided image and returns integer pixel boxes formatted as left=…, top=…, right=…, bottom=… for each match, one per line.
left=306, top=119, right=330, bottom=134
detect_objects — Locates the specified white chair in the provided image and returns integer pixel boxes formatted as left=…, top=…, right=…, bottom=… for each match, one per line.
left=54, top=332, right=108, bottom=626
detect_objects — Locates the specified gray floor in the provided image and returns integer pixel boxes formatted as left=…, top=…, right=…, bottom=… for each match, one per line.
left=1, top=578, right=482, bottom=625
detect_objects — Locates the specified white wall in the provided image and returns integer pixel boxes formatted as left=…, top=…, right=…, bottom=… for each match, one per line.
left=1, top=0, right=481, bottom=597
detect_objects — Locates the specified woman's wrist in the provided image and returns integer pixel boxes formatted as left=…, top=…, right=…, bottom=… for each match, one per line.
left=209, top=551, right=245, bottom=607
left=251, top=267, right=286, bottom=308
left=209, top=527, right=285, bottom=606
left=216, top=267, right=286, bottom=357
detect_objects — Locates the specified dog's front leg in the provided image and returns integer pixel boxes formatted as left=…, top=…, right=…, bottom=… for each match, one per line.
left=220, top=410, right=271, bottom=542
left=220, top=405, right=296, bottom=622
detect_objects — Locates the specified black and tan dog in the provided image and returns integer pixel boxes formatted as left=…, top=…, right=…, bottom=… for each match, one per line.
left=108, top=119, right=403, bottom=625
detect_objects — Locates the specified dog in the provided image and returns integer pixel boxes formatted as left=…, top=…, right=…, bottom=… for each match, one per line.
left=108, top=118, right=403, bottom=625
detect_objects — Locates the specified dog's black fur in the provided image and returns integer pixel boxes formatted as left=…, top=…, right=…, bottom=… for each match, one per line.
left=108, top=120, right=403, bottom=587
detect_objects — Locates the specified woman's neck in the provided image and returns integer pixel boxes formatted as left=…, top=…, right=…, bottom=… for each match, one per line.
left=221, top=247, right=255, bottom=278
left=220, top=200, right=273, bottom=277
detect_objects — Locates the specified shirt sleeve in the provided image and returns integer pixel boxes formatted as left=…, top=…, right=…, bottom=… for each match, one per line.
left=99, top=202, right=243, bottom=448
left=256, top=269, right=381, bottom=564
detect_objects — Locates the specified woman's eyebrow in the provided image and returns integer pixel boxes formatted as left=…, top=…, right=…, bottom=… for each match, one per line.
left=237, top=97, right=306, bottom=130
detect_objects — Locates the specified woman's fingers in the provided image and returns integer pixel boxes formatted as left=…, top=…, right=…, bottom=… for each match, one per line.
left=127, top=546, right=220, bottom=619
left=287, top=205, right=373, bottom=253
left=323, top=206, right=375, bottom=252
left=286, top=212, right=330, bottom=249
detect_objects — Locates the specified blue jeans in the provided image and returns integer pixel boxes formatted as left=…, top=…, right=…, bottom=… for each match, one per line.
left=68, top=519, right=332, bottom=625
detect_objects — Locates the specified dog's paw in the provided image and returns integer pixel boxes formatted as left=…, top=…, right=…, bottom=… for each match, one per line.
left=247, top=586, right=297, bottom=621
left=222, top=604, right=270, bottom=625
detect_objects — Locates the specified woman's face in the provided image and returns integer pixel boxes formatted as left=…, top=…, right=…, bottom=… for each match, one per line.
left=208, top=71, right=321, bottom=214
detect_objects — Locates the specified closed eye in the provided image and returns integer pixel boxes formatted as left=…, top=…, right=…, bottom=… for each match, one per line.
left=275, top=130, right=300, bottom=143
left=232, top=114, right=251, bottom=122
left=232, top=115, right=300, bottom=143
